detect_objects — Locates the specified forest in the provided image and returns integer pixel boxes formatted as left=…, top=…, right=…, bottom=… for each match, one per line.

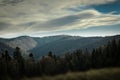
left=0, top=39, right=120, bottom=80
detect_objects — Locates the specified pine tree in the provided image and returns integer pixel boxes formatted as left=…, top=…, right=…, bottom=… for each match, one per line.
left=25, top=53, right=36, bottom=76
left=13, top=47, right=25, bottom=77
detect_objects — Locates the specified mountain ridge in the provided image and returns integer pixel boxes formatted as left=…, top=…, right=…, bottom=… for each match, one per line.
left=0, top=35, right=120, bottom=59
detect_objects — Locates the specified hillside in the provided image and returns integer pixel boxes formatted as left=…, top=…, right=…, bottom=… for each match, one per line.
left=0, top=36, right=37, bottom=55
left=0, top=35, right=120, bottom=58
left=32, top=35, right=120, bottom=57
left=0, top=39, right=120, bottom=80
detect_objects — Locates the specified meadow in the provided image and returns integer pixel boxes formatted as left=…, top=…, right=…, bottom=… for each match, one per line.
left=22, top=68, right=120, bottom=80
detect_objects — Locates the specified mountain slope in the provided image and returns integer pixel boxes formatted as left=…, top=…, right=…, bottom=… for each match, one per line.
left=32, top=35, right=120, bottom=58
left=0, top=35, right=120, bottom=58
left=0, top=36, right=37, bottom=54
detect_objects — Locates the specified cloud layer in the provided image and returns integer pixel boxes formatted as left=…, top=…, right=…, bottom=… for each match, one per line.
left=0, top=0, right=120, bottom=37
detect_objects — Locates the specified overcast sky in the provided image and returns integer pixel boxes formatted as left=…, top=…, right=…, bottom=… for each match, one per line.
left=0, top=0, right=120, bottom=38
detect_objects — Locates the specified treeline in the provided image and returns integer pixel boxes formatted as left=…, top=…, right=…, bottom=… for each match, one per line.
left=0, top=39, right=120, bottom=80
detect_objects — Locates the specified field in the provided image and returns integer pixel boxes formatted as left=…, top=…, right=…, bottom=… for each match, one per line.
left=22, top=68, right=120, bottom=80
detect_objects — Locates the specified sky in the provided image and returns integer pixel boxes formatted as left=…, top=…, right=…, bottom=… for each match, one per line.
left=0, top=0, right=120, bottom=38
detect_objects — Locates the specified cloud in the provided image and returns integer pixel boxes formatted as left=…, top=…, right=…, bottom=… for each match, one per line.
left=0, top=22, right=11, bottom=30
left=24, top=9, right=120, bottom=32
left=0, top=0, right=116, bottom=6
left=0, top=0, right=119, bottom=37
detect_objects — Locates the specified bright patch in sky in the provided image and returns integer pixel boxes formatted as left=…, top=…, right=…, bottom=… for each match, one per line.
left=0, top=0, right=120, bottom=38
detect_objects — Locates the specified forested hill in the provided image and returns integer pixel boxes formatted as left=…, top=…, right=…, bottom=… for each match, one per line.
left=0, top=38, right=120, bottom=80
left=0, top=35, right=120, bottom=58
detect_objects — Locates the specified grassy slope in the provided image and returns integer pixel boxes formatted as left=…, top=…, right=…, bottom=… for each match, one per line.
left=22, top=68, right=120, bottom=80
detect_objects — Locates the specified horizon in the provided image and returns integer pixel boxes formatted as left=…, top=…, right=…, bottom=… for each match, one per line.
left=0, top=34, right=120, bottom=39
left=0, top=0, right=120, bottom=38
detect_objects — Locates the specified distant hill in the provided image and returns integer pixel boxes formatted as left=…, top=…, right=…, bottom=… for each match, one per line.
left=0, top=36, right=37, bottom=55
left=0, top=35, right=120, bottom=59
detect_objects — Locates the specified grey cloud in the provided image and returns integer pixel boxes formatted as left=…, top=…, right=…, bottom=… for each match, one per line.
left=44, top=15, right=80, bottom=27
left=19, top=21, right=37, bottom=27
left=17, top=9, right=120, bottom=32
left=0, top=21, right=28, bottom=34
left=30, top=11, right=96, bottom=31
left=0, top=22, right=11, bottom=30
left=18, top=15, right=85, bottom=30
left=0, top=0, right=24, bottom=6
left=47, top=13, right=93, bottom=26
left=0, top=0, right=119, bottom=37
